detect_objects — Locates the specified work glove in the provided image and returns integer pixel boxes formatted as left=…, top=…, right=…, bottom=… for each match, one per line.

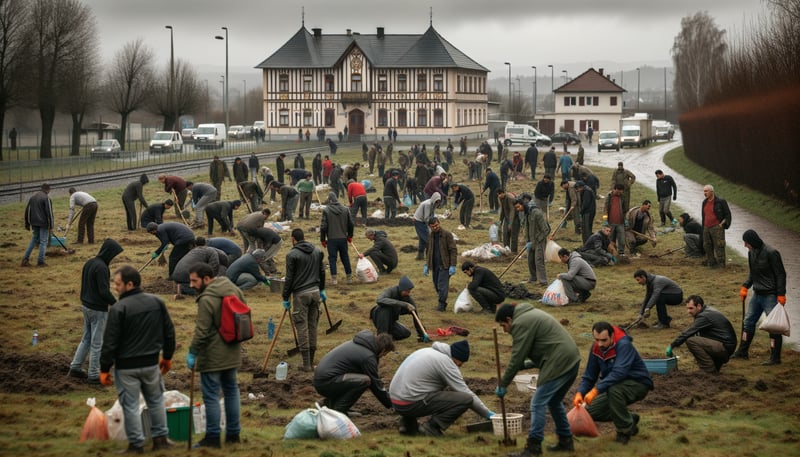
left=610, top=255, right=618, bottom=264
left=778, top=295, right=786, bottom=305
left=584, top=388, right=599, bottom=405
left=347, top=237, right=353, bottom=244
left=548, top=201, right=552, bottom=207
left=495, top=386, right=506, bottom=398
left=151, top=251, right=159, bottom=260
left=100, top=372, right=113, bottom=386
left=262, top=279, right=271, bottom=287
left=665, top=346, right=673, bottom=358
left=423, top=265, right=429, bottom=276
left=282, top=300, right=291, bottom=310
left=422, top=334, right=430, bottom=343
left=573, top=392, right=584, bottom=408
left=320, top=290, right=327, bottom=301
left=523, top=358, right=535, bottom=369
left=739, top=286, right=749, bottom=300
left=186, top=351, right=196, bottom=370
left=487, top=411, right=496, bottom=419
left=159, top=359, right=172, bottom=375
left=641, top=307, right=651, bottom=319
left=448, top=266, right=457, bottom=276
left=624, top=220, right=630, bottom=229
left=525, top=241, right=532, bottom=251
left=321, top=240, right=327, bottom=248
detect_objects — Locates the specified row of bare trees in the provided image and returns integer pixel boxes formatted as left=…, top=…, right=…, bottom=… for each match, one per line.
left=0, top=0, right=206, bottom=160
left=671, top=0, right=800, bottom=112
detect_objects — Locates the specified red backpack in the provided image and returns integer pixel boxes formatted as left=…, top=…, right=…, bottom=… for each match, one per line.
left=219, top=295, right=254, bottom=343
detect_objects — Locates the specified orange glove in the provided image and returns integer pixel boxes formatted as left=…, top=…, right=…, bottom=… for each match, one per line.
left=100, top=372, right=113, bottom=386
left=584, top=388, right=599, bottom=405
left=739, top=286, right=749, bottom=300
left=572, top=392, right=584, bottom=408
left=778, top=296, right=786, bottom=305
left=159, top=358, right=172, bottom=375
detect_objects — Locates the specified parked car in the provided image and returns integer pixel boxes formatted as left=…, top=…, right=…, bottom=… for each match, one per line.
left=90, top=139, right=122, bottom=159
left=149, top=131, right=183, bottom=154
left=550, top=132, right=582, bottom=145
left=597, top=130, right=620, bottom=152
left=181, top=128, right=197, bottom=143
left=227, top=125, right=247, bottom=140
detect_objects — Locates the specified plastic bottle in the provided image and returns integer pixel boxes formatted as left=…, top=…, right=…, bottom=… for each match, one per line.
left=489, top=223, right=499, bottom=243
left=267, top=317, right=275, bottom=340
left=275, top=361, right=288, bottom=380
left=31, top=330, right=38, bottom=346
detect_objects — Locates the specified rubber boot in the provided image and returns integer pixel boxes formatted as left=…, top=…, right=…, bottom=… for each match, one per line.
left=762, top=335, right=782, bottom=365
left=151, top=436, right=173, bottom=451
left=309, top=347, right=316, bottom=367
left=300, top=350, right=313, bottom=372
left=511, top=437, right=542, bottom=457
left=415, top=251, right=425, bottom=260
left=731, top=331, right=751, bottom=360
left=546, top=435, right=574, bottom=452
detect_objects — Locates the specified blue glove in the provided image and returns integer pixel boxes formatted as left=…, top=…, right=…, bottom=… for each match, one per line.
left=610, top=255, right=618, bottom=264
left=495, top=386, right=506, bottom=398
left=151, top=251, right=159, bottom=260
left=487, top=411, right=496, bottom=419
left=548, top=201, right=552, bottom=206
left=282, top=300, right=291, bottom=310
left=186, top=351, right=196, bottom=369
left=320, top=290, right=327, bottom=301
left=525, top=241, right=532, bottom=251
left=448, top=266, right=456, bottom=276
left=423, top=334, right=430, bottom=343
left=666, top=345, right=673, bottom=357
left=423, top=265, right=429, bottom=276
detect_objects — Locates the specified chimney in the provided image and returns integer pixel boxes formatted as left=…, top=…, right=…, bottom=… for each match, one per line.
left=377, top=27, right=385, bottom=38
left=598, top=68, right=604, bottom=76
left=346, top=29, right=352, bottom=36
left=312, top=28, right=322, bottom=38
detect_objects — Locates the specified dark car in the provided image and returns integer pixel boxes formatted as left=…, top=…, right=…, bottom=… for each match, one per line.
left=549, top=132, right=582, bottom=145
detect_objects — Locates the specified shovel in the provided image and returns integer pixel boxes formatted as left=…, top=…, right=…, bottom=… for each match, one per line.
left=649, top=246, right=684, bottom=258
left=410, top=309, right=429, bottom=341
left=286, top=315, right=301, bottom=357
left=322, top=299, right=343, bottom=334
left=63, top=207, right=82, bottom=241
left=548, top=207, right=573, bottom=241
left=237, top=183, right=252, bottom=213
left=51, top=232, right=75, bottom=254
left=172, top=190, right=191, bottom=226
left=254, top=308, right=288, bottom=378
left=498, top=248, right=526, bottom=280
left=493, top=328, right=516, bottom=447
left=138, top=255, right=156, bottom=273
left=623, top=312, right=646, bottom=332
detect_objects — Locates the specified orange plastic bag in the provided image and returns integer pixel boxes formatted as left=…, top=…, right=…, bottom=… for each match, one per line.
left=80, top=398, right=109, bottom=442
left=567, top=404, right=599, bottom=437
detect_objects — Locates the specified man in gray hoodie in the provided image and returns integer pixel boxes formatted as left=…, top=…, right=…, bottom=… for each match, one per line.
left=412, top=193, right=442, bottom=260
left=389, top=340, right=493, bottom=437
left=557, top=248, right=597, bottom=303
left=320, top=192, right=355, bottom=284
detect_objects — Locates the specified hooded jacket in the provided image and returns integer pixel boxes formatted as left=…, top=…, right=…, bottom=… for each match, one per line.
left=226, top=252, right=269, bottom=285
left=641, top=273, right=683, bottom=309
left=520, top=204, right=550, bottom=244
left=313, top=330, right=392, bottom=409
left=189, top=276, right=244, bottom=372
left=283, top=240, right=325, bottom=300
left=743, top=236, right=786, bottom=296
left=577, top=325, right=653, bottom=395
left=122, top=174, right=149, bottom=206
left=413, top=193, right=442, bottom=222
left=679, top=213, right=703, bottom=236
left=24, top=190, right=54, bottom=230
left=81, top=239, right=123, bottom=312
left=321, top=196, right=354, bottom=241
left=363, top=231, right=397, bottom=264
left=389, top=342, right=490, bottom=418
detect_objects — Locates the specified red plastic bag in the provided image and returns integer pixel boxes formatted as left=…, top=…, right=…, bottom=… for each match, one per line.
left=567, top=404, right=599, bottom=437
left=80, top=398, right=109, bottom=442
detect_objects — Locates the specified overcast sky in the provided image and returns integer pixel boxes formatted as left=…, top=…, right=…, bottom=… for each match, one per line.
left=84, top=0, right=766, bottom=80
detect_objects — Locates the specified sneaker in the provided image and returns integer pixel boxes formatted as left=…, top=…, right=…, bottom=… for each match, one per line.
left=330, top=276, right=338, bottom=285
left=346, top=275, right=354, bottom=284
left=21, top=259, right=30, bottom=267
left=117, top=444, right=144, bottom=454
left=86, top=377, right=103, bottom=386
left=653, top=322, right=670, bottom=330
left=151, top=436, right=173, bottom=451
left=419, top=421, right=443, bottom=437
left=436, top=305, right=446, bottom=312
left=68, top=368, right=88, bottom=379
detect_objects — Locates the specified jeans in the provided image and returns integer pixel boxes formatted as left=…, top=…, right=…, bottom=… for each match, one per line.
left=299, top=192, right=312, bottom=218
left=414, top=220, right=429, bottom=256
left=200, top=368, right=241, bottom=437
left=194, top=193, right=217, bottom=224
left=24, top=226, right=50, bottom=264
left=580, top=211, right=595, bottom=244
left=384, top=196, right=397, bottom=220
left=610, top=223, right=625, bottom=255
left=743, top=293, right=777, bottom=336
left=115, top=365, right=168, bottom=447
left=283, top=195, right=298, bottom=221
left=527, top=362, right=579, bottom=441
left=234, top=272, right=260, bottom=291
left=658, top=196, right=673, bottom=225
left=432, top=266, right=451, bottom=310
left=70, top=306, right=108, bottom=379
left=327, top=238, right=352, bottom=277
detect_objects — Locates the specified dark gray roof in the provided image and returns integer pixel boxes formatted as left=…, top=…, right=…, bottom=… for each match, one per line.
left=255, top=26, right=488, bottom=72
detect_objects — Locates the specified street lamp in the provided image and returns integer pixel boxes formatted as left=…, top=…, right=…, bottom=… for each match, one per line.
left=219, top=76, right=225, bottom=114
left=547, top=64, right=554, bottom=110
left=636, top=67, right=641, bottom=112
left=243, top=79, right=247, bottom=124
left=504, top=62, right=511, bottom=117
left=531, top=66, right=537, bottom=118
left=165, top=25, right=174, bottom=130
left=516, top=76, right=521, bottom=107
left=215, top=27, right=229, bottom=129
left=663, top=67, right=668, bottom=120
left=203, top=79, right=209, bottom=122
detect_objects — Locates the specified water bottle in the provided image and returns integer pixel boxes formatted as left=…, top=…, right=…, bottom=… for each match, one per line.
left=267, top=317, right=275, bottom=340
left=192, top=402, right=205, bottom=434
left=275, top=361, right=288, bottom=380
left=31, top=330, right=38, bottom=346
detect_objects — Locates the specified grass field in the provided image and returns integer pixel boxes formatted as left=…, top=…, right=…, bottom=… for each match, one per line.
left=0, top=143, right=797, bottom=457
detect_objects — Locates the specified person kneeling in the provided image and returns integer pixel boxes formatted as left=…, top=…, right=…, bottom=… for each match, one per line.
left=666, top=295, right=736, bottom=374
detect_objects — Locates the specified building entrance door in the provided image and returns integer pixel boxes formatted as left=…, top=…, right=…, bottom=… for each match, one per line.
left=348, top=110, right=364, bottom=135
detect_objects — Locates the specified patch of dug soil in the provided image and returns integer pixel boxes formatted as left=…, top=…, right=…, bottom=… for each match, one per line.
left=0, top=352, right=87, bottom=394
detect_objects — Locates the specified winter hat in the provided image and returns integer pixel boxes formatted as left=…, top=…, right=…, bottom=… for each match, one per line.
left=140, top=174, right=149, bottom=184
left=450, top=340, right=470, bottom=363
left=146, top=222, right=159, bottom=232
left=232, top=200, right=242, bottom=207
left=742, top=229, right=763, bottom=249
left=398, top=275, right=414, bottom=291
left=327, top=192, right=338, bottom=204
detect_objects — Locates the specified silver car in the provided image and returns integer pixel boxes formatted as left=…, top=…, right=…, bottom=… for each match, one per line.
left=90, top=139, right=122, bottom=158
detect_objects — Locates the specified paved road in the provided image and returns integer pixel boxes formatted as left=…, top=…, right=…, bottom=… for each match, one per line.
left=580, top=135, right=799, bottom=349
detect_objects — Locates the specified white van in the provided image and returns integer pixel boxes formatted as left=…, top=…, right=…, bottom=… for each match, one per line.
left=194, top=123, right=226, bottom=149
left=503, top=124, right=551, bottom=147
left=149, top=131, right=183, bottom=154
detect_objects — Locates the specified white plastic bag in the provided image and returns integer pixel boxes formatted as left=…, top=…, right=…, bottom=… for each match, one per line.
left=106, top=395, right=147, bottom=441
left=541, top=279, right=570, bottom=306
left=315, top=403, right=360, bottom=439
left=759, top=304, right=790, bottom=336
left=284, top=408, right=319, bottom=439
left=454, top=288, right=475, bottom=313
left=356, top=257, right=379, bottom=283
left=545, top=240, right=562, bottom=263
left=489, top=224, right=499, bottom=243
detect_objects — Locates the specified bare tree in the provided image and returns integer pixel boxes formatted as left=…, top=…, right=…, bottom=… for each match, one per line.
left=60, top=16, right=100, bottom=156
left=0, top=0, right=30, bottom=161
left=671, top=11, right=727, bottom=112
left=149, top=59, right=204, bottom=131
left=26, top=0, right=96, bottom=159
left=104, top=38, right=155, bottom=149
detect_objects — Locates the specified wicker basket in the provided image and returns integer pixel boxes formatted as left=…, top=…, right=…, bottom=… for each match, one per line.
left=491, top=413, right=524, bottom=436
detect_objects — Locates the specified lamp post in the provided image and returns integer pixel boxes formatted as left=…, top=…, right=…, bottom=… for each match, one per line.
left=243, top=79, right=247, bottom=124
left=165, top=25, right=174, bottom=130
left=531, top=66, right=537, bottom=118
left=215, top=27, right=229, bottom=129
left=636, top=67, right=641, bottom=112
left=515, top=76, right=521, bottom=108
left=203, top=79, right=209, bottom=122
left=663, top=67, right=668, bottom=120
left=547, top=64, right=554, bottom=110
left=219, top=76, right=225, bottom=114
left=504, top=62, right=511, bottom=117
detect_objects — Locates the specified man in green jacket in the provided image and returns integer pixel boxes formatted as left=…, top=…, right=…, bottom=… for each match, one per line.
left=495, top=303, right=581, bottom=456
left=187, top=263, right=246, bottom=448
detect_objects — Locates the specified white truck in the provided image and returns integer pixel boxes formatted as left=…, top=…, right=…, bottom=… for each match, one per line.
left=149, top=131, right=183, bottom=154
left=193, top=123, right=226, bottom=149
left=503, top=123, right=551, bottom=147
left=652, top=120, right=675, bottom=141
left=619, top=113, right=653, bottom=148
